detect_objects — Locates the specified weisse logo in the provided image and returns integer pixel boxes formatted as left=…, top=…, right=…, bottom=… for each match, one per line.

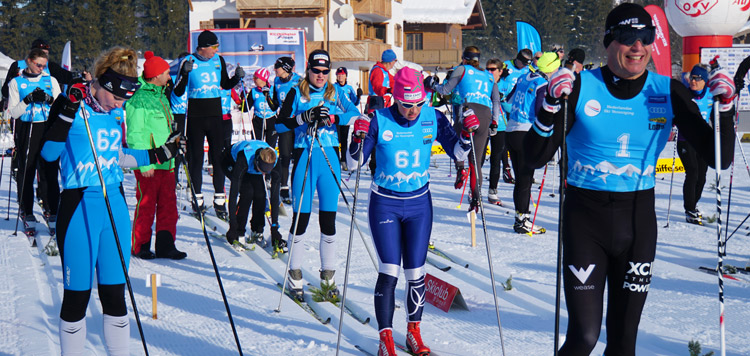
left=675, top=0, right=718, bottom=17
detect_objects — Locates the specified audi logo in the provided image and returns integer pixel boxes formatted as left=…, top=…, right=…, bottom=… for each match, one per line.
left=649, top=107, right=667, bottom=114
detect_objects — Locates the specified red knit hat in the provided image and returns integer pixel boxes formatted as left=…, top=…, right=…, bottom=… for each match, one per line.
left=143, top=51, right=170, bottom=79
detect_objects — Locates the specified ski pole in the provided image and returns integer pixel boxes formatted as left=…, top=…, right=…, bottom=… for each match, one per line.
left=724, top=156, right=735, bottom=251
left=0, top=116, right=6, bottom=219
left=335, top=134, right=366, bottom=356
left=663, top=129, right=677, bottom=228
left=550, top=150, right=558, bottom=197
left=13, top=112, right=35, bottom=236
left=468, top=131, right=506, bottom=356
left=313, top=133, right=379, bottom=272
left=554, top=98, right=569, bottom=356
left=456, top=171, right=469, bottom=209
left=528, top=163, right=548, bottom=236
left=178, top=152, right=243, bottom=355
left=79, top=105, right=150, bottom=356
left=276, top=122, right=317, bottom=313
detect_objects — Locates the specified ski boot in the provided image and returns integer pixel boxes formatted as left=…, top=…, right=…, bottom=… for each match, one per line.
left=686, top=210, right=703, bottom=225
left=191, top=193, right=205, bottom=215
left=454, top=167, right=467, bottom=189
left=280, top=186, right=292, bottom=205
left=135, top=241, right=156, bottom=260
left=487, top=188, right=503, bottom=206
left=23, top=214, right=38, bottom=240
left=214, top=194, right=228, bottom=221
left=320, top=269, right=339, bottom=300
left=250, top=231, right=266, bottom=248
left=340, top=160, right=349, bottom=172
left=378, top=329, right=397, bottom=356
left=270, top=224, right=288, bottom=256
left=503, top=167, right=515, bottom=184
left=513, top=212, right=546, bottom=235
left=405, top=322, right=431, bottom=356
left=47, top=215, right=57, bottom=236
left=155, top=231, right=187, bottom=260
left=287, top=269, right=304, bottom=302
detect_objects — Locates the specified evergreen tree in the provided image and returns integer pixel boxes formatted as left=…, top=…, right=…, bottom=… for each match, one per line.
left=0, top=0, right=47, bottom=60
left=69, top=1, right=104, bottom=71
left=101, top=0, right=140, bottom=51
left=140, top=0, right=189, bottom=60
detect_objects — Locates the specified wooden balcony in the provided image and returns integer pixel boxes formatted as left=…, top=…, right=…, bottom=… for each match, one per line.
left=236, top=0, right=325, bottom=17
left=351, top=0, right=391, bottom=22
left=404, top=49, right=460, bottom=68
left=307, top=40, right=391, bottom=62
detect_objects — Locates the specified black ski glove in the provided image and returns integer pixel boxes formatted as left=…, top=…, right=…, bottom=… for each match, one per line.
left=297, top=105, right=329, bottom=125
left=148, top=131, right=181, bottom=164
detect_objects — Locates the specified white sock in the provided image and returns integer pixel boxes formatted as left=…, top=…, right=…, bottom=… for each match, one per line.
left=102, top=314, right=130, bottom=356
left=319, top=233, right=336, bottom=271
left=60, top=318, right=86, bottom=356
left=289, top=232, right=304, bottom=270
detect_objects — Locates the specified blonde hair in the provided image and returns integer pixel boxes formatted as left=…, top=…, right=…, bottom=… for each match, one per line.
left=93, top=47, right=138, bottom=78
left=299, top=73, right=336, bottom=103
left=259, top=147, right=277, bottom=163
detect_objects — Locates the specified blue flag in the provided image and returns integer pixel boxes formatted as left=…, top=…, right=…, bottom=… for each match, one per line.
left=516, top=21, right=541, bottom=54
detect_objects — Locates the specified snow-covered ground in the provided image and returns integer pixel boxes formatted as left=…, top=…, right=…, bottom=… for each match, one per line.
left=1, top=139, right=750, bottom=356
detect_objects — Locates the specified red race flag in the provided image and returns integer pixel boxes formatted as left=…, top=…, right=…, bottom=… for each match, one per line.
left=645, top=4, right=672, bottom=77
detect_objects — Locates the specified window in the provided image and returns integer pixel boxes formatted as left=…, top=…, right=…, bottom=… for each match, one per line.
left=214, top=19, right=240, bottom=29
left=406, top=33, right=423, bottom=50
left=356, top=20, right=387, bottom=43
left=395, top=24, right=403, bottom=47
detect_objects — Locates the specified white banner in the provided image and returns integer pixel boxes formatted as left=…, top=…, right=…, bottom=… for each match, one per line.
left=267, top=30, right=300, bottom=45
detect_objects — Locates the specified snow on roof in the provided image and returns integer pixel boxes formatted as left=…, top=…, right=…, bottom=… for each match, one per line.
left=402, top=0, right=478, bottom=25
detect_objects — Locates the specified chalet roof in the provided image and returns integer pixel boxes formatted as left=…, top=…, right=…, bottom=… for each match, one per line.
left=403, top=0, right=486, bottom=29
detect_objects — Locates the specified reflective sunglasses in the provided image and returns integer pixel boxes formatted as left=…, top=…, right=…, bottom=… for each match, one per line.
left=487, top=67, right=499, bottom=72
left=31, top=62, right=46, bottom=69
left=210, top=44, right=220, bottom=49
left=690, top=75, right=705, bottom=82
left=608, top=24, right=656, bottom=46
left=310, top=67, right=330, bottom=75
left=398, top=100, right=426, bottom=109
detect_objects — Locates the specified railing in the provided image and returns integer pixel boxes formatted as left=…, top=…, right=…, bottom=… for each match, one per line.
left=237, top=0, right=325, bottom=16
left=404, top=49, right=460, bottom=67
left=307, top=41, right=390, bottom=62
left=351, top=0, right=391, bottom=21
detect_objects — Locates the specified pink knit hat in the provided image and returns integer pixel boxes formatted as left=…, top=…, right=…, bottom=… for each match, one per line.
left=254, top=67, right=270, bottom=83
left=392, top=67, right=426, bottom=103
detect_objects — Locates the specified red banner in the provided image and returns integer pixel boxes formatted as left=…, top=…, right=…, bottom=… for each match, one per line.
left=424, top=273, right=469, bottom=313
left=645, top=5, right=672, bottom=77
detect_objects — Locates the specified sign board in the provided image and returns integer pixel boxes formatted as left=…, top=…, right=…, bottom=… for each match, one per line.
left=655, top=157, right=685, bottom=174
left=424, top=273, right=469, bottom=313
left=700, top=46, right=750, bottom=111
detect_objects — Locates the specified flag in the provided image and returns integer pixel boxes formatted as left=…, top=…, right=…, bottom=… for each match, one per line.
left=645, top=5, right=672, bottom=77
left=516, top=21, right=541, bottom=54
left=61, top=41, right=72, bottom=71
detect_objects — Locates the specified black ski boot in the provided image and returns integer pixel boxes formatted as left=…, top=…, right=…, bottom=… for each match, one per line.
left=135, top=241, right=156, bottom=260
left=23, top=214, right=38, bottom=239
left=280, top=186, right=292, bottom=205
left=155, top=231, right=187, bottom=260
left=271, top=224, right=288, bottom=255
left=288, top=269, right=304, bottom=302
left=214, top=194, right=228, bottom=221
left=686, top=210, right=703, bottom=225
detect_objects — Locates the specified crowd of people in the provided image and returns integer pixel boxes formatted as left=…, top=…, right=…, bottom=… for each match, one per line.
left=0, top=3, right=740, bottom=355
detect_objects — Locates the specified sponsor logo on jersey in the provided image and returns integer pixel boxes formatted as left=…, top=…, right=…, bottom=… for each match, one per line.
left=649, top=117, right=667, bottom=124
left=382, top=130, right=393, bottom=141
left=423, top=134, right=433, bottom=140
left=20, top=83, right=27, bottom=89
left=649, top=106, right=667, bottom=114
left=623, top=261, right=652, bottom=292
left=422, top=128, right=433, bottom=134
left=569, top=264, right=596, bottom=290
left=648, top=117, right=667, bottom=130
left=379, top=219, right=394, bottom=224
left=648, top=95, right=667, bottom=104
left=422, top=121, right=433, bottom=126
left=584, top=100, right=601, bottom=117
left=467, top=69, right=474, bottom=75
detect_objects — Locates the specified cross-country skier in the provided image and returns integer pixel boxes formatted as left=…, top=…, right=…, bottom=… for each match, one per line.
left=507, top=52, right=561, bottom=234
left=484, top=58, right=509, bottom=206
left=275, top=49, right=359, bottom=300
left=223, top=140, right=277, bottom=247
left=247, top=67, right=276, bottom=144
left=40, top=46, right=180, bottom=356
left=172, top=30, right=244, bottom=218
left=524, top=4, right=736, bottom=355
left=334, top=66, right=362, bottom=172
left=426, top=46, right=501, bottom=212
left=678, top=64, right=712, bottom=225
left=125, top=50, right=186, bottom=260
left=347, top=67, right=474, bottom=356
left=6, top=48, right=61, bottom=236
left=269, top=56, right=301, bottom=206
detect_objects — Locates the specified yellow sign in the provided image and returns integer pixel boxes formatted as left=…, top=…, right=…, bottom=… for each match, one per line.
left=655, top=157, right=685, bottom=174
left=431, top=144, right=490, bottom=156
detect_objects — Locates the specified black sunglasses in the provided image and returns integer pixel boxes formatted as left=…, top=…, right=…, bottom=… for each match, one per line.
left=690, top=75, right=705, bottom=82
left=608, top=24, right=656, bottom=46
left=310, top=67, right=330, bottom=75
left=487, top=67, right=499, bottom=72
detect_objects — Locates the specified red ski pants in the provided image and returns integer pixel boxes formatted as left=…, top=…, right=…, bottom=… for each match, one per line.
left=131, top=169, right=178, bottom=254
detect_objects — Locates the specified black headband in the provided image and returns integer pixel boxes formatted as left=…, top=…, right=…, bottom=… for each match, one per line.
left=462, top=50, right=480, bottom=62
left=98, top=68, right=139, bottom=100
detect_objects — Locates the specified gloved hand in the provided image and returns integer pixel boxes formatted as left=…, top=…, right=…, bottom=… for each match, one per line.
left=149, top=131, right=181, bottom=164
left=235, top=66, right=245, bottom=79
left=321, top=114, right=336, bottom=126
left=709, top=68, right=736, bottom=105
left=180, top=58, right=194, bottom=77
left=489, top=120, right=498, bottom=137
left=356, top=87, right=363, bottom=97
left=424, top=75, right=439, bottom=91
left=383, top=93, right=393, bottom=107
left=298, top=105, right=329, bottom=125
left=67, top=82, right=87, bottom=104
left=31, top=88, right=48, bottom=103
left=352, top=114, right=371, bottom=143
left=461, top=109, right=480, bottom=138
left=261, top=86, right=270, bottom=94
left=22, top=92, right=34, bottom=105
left=547, top=67, right=575, bottom=100
left=468, top=197, right=479, bottom=213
